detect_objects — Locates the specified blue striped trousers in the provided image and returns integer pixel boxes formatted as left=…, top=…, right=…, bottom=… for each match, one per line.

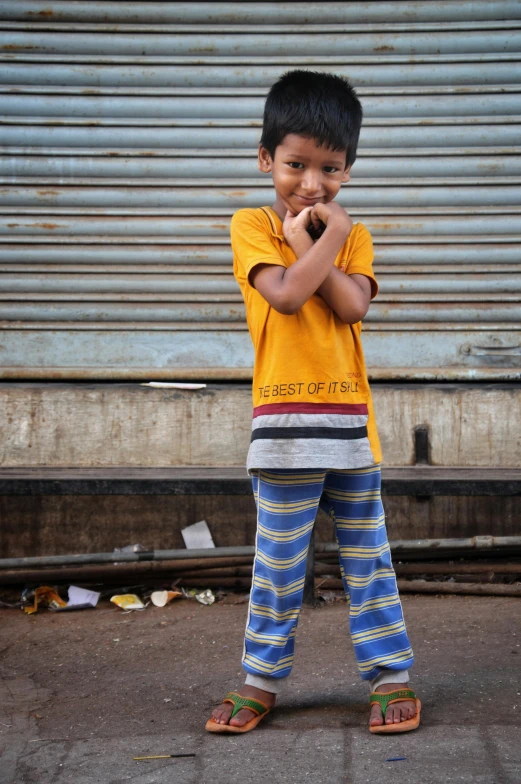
left=243, top=466, right=414, bottom=684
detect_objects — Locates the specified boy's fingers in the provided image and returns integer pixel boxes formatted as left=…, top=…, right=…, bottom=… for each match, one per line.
left=310, top=208, right=323, bottom=230
left=294, top=206, right=313, bottom=226
left=293, top=206, right=310, bottom=216
left=311, top=202, right=330, bottom=223
left=310, top=210, right=321, bottom=229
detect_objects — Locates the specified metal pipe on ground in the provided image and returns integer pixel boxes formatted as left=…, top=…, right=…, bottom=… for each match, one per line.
left=0, top=556, right=258, bottom=586
left=390, top=561, right=521, bottom=576
left=398, top=580, right=521, bottom=597
left=317, top=537, right=521, bottom=561
left=316, top=578, right=521, bottom=597
left=314, top=567, right=521, bottom=584
left=2, top=568, right=519, bottom=596
left=2, top=536, right=521, bottom=571
left=167, top=577, right=521, bottom=597
left=2, top=559, right=521, bottom=587
left=317, top=561, right=521, bottom=577
left=0, top=546, right=256, bottom=570
left=2, top=554, right=521, bottom=588
left=0, top=563, right=256, bottom=586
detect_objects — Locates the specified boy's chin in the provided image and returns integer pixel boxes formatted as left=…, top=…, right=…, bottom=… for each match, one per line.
left=288, top=202, right=312, bottom=215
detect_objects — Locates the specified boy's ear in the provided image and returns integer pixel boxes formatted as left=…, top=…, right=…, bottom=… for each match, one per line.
left=342, top=165, right=352, bottom=183
left=258, top=145, right=273, bottom=173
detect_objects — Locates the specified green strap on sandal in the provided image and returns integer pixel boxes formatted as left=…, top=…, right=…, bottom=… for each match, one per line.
left=370, top=688, right=417, bottom=716
left=223, top=692, right=269, bottom=719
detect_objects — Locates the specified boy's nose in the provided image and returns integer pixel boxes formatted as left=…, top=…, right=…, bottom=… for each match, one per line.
left=301, top=172, right=322, bottom=194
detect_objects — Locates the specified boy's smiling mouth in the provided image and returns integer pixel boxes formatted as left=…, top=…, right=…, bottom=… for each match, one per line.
left=294, top=194, right=324, bottom=206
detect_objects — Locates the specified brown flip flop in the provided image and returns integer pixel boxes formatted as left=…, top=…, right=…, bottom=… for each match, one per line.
left=205, top=692, right=271, bottom=734
left=369, top=688, right=421, bottom=734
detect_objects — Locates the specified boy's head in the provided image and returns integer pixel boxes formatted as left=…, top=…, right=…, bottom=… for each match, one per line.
left=260, top=70, right=362, bottom=168
left=258, top=70, right=363, bottom=216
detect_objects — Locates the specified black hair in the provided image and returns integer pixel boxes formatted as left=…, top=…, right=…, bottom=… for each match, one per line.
left=260, top=69, right=363, bottom=168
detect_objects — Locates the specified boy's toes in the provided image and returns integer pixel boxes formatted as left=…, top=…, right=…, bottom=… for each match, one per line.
left=229, top=708, right=256, bottom=727
left=369, top=703, right=384, bottom=726
left=386, top=705, right=401, bottom=724
left=211, top=704, right=233, bottom=725
left=384, top=700, right=416, bottom=724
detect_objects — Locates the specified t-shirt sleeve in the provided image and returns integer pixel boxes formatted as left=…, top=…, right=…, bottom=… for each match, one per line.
left=345, top=223, right=378, bottom=300
left=231, top=209, right=287, bottom=285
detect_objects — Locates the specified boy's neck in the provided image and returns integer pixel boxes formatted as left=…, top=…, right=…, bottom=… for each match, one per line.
left=270, top=198, right=286, bottom=222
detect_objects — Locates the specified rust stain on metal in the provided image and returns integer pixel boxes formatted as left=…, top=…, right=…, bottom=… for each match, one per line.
left=2, top=45, right=40, bottom=51
left=37, top=190, right=60, bottom=197
left=372, top=221, right=423, bottom=231
left=374, top=45, right=395, bottom=52
left=371, top=222, right=395, bottom=231
left=228, top=191, right=247, bottom=198
left=5, top=220, right=60, bottom=229
left=28, top=8, right=54, bottom=17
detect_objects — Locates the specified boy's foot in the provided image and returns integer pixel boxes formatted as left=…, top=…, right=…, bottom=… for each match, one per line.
left=369, top=682, right=417, bottom=727
left=210, top=685, right=276, bottom=728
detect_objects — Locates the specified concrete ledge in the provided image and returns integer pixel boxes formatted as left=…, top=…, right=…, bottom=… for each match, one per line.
left=2, top=382, right=520, bottom=557
left=1, top=381, right=520, bottom=468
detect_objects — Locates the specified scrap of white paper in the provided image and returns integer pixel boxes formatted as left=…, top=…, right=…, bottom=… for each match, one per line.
left=181, top=520, right=215, bottom=549
left=67, top=585, right=100, bottom=608
left=141, top=382, right=206, bottom=389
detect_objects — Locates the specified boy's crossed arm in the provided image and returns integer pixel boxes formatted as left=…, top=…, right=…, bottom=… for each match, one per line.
left=249, top=202, right=371, bottom=324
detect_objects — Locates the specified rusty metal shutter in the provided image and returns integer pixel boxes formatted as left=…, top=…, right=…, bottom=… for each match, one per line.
left=0, top=0, right=520, bottom=380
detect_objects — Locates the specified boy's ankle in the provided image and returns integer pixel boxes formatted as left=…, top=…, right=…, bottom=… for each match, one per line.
left=244, top=674, right=282, bottom=695
left=374, top=681, right=409, bottom=694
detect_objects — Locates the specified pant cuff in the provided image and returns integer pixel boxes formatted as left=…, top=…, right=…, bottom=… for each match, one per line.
left=245, top=672, right=286, bottom=695
left=369, top=668, right=410, bottom=692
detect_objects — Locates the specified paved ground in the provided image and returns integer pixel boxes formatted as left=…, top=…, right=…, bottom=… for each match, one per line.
left=1, top=593, right=520, bottom=783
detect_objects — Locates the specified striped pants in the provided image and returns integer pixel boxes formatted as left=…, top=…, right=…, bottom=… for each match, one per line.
left=242, top=466, right=414, bottom=690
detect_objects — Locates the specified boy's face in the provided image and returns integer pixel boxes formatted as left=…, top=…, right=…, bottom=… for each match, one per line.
left=258, top=134, right=351, bottom=219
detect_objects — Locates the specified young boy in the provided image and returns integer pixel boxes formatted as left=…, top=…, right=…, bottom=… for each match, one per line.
left=206, top=70, right=421, bottom=735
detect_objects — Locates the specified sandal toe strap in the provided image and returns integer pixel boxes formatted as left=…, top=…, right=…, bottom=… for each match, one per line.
left=370, top=688, right=416, bottom=716
left=222, top=692, right=269, bottom=719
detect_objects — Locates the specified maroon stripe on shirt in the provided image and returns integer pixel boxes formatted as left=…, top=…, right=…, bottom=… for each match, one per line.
left=253, top=402, right=369, bottom=418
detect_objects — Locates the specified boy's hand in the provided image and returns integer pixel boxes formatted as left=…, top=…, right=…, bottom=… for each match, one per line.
left=282, top=206, right=315, bottom=257
left=311, top=202, right=353, bottom=240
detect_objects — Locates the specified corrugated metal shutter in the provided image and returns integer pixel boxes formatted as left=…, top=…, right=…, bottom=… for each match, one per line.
left=0, top=0, right=520, bottom=380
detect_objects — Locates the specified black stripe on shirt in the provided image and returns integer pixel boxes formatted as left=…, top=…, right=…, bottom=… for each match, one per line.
left=251, top=426, right=368, bottom=442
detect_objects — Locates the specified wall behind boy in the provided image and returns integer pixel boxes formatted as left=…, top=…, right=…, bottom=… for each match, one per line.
left=0, top=0, right=519, bottom=381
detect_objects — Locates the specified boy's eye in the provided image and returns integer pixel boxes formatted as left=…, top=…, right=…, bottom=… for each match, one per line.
left=324, top=166, right=338, bottom=173
left=287, top=162, right=304, bottom=169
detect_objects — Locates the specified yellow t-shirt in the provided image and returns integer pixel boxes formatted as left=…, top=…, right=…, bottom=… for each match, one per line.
left=232, top=205, right=382, bottom=470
